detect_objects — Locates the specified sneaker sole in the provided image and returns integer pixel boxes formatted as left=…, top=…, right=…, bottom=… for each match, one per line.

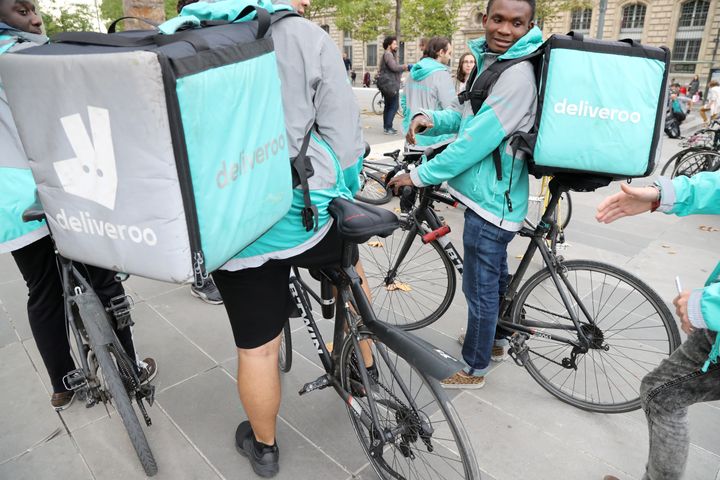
left=491, top=353, right=508, bottom=362
left=53, top=393, right=76, bottom=411
left=190, top=288, right=223, bottom=305
left=441, top=381, right=485, bottom=390
left=235, top=442, right=279, bottom=478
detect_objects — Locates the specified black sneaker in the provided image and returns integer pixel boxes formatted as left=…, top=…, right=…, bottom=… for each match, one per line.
left=384, top=128, right=398, bottom=135
left=235, top=421, right=279, bottom=478
left=190, top=278, right=223, bottom=305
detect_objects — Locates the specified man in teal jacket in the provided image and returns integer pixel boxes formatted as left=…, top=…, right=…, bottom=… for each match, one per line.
left=597, top=171, right=720, bottom=480
left=389, top=0, right=541, bottom=388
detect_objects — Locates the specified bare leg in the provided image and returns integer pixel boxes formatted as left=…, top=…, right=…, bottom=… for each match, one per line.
left=236, top=333, right=282, bottom=445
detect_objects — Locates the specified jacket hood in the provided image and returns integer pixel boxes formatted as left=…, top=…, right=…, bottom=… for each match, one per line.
left=468, top=26, right=543, bottom=63
left=0, top=24, right=48, bottom=47
left=410, top=57, right=447, bottom=81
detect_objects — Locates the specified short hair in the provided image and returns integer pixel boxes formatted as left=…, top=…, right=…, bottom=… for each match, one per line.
left=383, top=36, right=397, bottom=50
left=423, top=36, right=450, bottom=60
left=486, top=0, right=536, bottom=21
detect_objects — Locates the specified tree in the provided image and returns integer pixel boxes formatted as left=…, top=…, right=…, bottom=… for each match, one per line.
left=41, top=1, right=101, bottom=35
left=400, top=0, right=463, bottom=39
left=332, top=0, right=392, bottom=75
left=472, top=0, right=591, bottom=30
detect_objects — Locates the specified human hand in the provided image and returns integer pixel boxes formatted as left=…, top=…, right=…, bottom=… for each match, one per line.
left=673, top=291, right=694, bottom=335
left=387, top=173, right=414, bottom=195
left=595, top=183, right=659, bottom=224
left=406, top=115, right=434, bottom=145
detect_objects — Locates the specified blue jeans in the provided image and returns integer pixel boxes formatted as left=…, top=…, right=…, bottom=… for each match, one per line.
left=382, top=92, right=399, bottom=130
left=461, top=209, right=515, bottom=376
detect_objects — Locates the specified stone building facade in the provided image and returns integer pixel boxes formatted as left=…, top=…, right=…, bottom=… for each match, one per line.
left=311, top=0, right=720, bottom=87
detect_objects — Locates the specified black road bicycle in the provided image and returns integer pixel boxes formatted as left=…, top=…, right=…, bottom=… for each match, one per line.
left=277, top=197, right=480, bottom=480
left=23, top=202, right=158, bottom=476
left=359, top=148, right=681, bottom=413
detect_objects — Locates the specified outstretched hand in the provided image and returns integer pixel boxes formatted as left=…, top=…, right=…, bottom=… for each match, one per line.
left=595, top=184, right=659, bottom=224
left=406, top=115, right=434, bottom=145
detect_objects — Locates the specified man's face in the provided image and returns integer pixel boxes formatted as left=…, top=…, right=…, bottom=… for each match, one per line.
left=390, top=40, right=398, bottom=52
left=0, top=0, right=42, bottom=34
left=290, top=0, right=310, bottom=16
left=482, top=0, right=533, bottom=54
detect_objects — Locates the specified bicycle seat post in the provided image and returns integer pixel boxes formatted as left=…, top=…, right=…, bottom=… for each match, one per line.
left=539, top=178, right=568, bottom=228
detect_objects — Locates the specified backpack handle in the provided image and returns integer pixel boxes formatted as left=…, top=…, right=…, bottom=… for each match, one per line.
left=567, top=31, right=584, bottom=42
left=107, top=16, right=159, bottom=34
left=618, top=37, right=643, bottom=48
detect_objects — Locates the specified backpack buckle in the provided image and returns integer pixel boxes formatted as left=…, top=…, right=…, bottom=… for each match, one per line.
left=301, top=205, right=319, bottom=232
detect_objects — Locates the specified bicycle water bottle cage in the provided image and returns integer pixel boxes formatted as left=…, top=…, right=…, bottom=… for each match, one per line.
left=107, top=294, right=134, bottom=329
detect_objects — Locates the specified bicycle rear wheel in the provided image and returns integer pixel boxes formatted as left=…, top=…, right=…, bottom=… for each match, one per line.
left=340, top=330, right=479, bottom=480
left=359, top=222, right=456, bottom=330
left=511, top=260, right=680, bottom=413
left=278, top=320, right=292, bottom=373
left=372, top=92, right=384, bottom=115
left=672, top=150, right=720, bottom=178
left=356, top=172, right=392, bottom=205
left=96, top=346, right=158, bottom=475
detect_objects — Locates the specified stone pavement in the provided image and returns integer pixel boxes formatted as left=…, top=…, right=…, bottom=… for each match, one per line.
left=1, top=127, right=720, bottom=480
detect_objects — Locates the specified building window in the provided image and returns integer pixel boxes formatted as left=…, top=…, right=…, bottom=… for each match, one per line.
left=343, top=31, right=352, bottom=62
left=367, top=43, right=377, bottom=67
left=678, top=0, right=710, bottom=28
left=672, top=1, right=709, bottom=73
left=620, top=3, right=646, bottom=40
left=570, top=8, right=592, bottom=33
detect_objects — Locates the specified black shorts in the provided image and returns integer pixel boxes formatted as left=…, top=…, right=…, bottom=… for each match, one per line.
left=213, top=225, right=358, bottom=349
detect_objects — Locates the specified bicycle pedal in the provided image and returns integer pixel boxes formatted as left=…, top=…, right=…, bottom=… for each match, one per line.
left=107, top=294, right=134, bottom=329
left=298, top=374, right=331, bottom=396
left=508, top=334, right=529, bottom=367
left=62, top=369, right=88, bottom=391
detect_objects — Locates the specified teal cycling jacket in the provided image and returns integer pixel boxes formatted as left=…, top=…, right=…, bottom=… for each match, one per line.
left=409, top=27, right=543, bottom=231
left=657, top=171, right=720, bottom=371
left=0, top=25, right=49, bottom=253
left=400, top=57, right=458, bottom=147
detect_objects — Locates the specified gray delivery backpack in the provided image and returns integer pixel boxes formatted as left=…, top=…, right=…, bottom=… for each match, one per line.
left=460, top=32, right=670, bottom=189
left=0, top=7, right=304, bottom=284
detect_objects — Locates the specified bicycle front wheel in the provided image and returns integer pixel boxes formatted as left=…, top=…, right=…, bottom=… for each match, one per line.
left=372, top=92, right=384, bottom=115
left=360, top=223, right=456, bottom=330
left=355, top=172, right=392, bottom=205
left=511, top=260, right=680, bottom=413
left=672, top=150, right=720, bottom=178
left=96, top=346, right=158, bottom=475
left=278, top=320, right=292, bottom=373
left=340, top=330, right=479, bottom=480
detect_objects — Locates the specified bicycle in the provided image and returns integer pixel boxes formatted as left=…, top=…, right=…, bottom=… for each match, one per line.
left=372, top=88, right=405, bottom=118
left=355, top=147, right=406, bottom=205
left=276, top=197, right=480, bottom=479
left=525, top=175, right=572, bottom=234
left=659, top=120, right=720, bottom=178
left=22, top=202, right=158, bottom=476
left=361, top=149, right=680, bottom=413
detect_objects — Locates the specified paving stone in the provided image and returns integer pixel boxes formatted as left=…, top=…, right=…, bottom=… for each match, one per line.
left=0, top=433, right=92, bottom=480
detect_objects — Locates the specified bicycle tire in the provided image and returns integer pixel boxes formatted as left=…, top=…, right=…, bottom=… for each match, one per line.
left=95, top=346, right=158, bottom=475
left=278, top=320, right=292, bottom=373
left=511, top=260, right=680, bottom=413
left=339, top=329, right=479, bottom=480
left=355, top=172, right=392, bottom=205
left=372, top=91, right=384, bottom=115
left=672, top=150, right=720, bottom=178
left=359, top=224, right=456, bottom=330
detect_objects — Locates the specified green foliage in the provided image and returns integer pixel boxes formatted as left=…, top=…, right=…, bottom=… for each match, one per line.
left=333, top=0, right=392, bottom=44
left=400, top=0, right=462, bottom=38
left=41, top=1, right=99, bottom=35
left=99, top=0, right=177, bottom=31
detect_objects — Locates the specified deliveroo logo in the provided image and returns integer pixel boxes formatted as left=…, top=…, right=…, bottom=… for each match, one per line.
left=54, top=106, right=118, bottom=210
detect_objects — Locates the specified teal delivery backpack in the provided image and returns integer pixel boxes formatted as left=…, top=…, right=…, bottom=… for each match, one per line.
left=461, top=32, right=670, bottom=184
left=0, top=6, right=296, bottom=284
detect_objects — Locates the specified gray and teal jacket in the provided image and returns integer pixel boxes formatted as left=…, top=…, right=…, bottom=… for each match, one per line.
left=655, top=172, right=720, bottom=372
left=400, top=57, right=458, bottom=147
left=0, top=24, right=49, bottom=253
left=409, top=27, right=543, bottom=231
left=221, top=2, right=363, bottom=270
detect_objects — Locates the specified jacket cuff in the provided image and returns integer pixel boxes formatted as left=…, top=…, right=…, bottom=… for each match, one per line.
left=654, top=177, right=676, bottom=213
left=410, top=168, right=427, bottom=187
left=688, top=288, right=707, bottom=330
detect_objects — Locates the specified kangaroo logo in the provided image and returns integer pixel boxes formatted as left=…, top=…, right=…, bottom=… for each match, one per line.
left=54, top=106, right=118, bottom=210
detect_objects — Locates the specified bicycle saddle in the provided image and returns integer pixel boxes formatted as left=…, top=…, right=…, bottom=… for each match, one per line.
left=328, top=198, right=399, bottom=244
left=22, top=199, right=46, bottom=223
